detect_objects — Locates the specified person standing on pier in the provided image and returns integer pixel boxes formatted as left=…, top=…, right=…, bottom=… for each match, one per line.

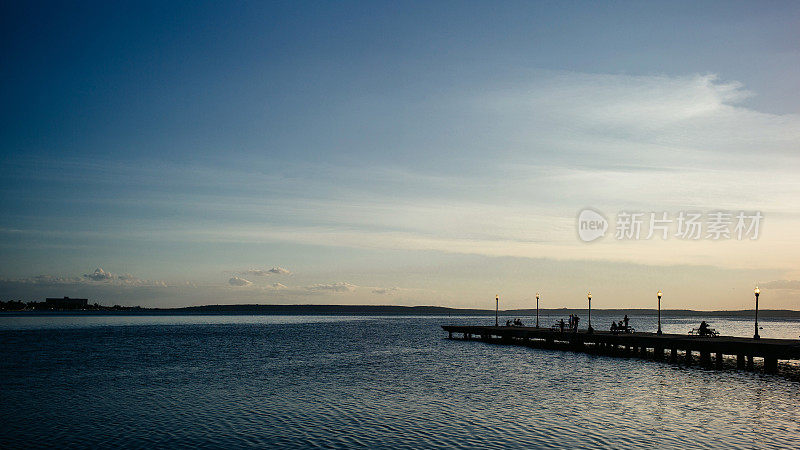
left=559, top=318, right=565, bottom=333
left=623, top=315, right=629, bottom=329
left=574, top=315, right=580, bottom=332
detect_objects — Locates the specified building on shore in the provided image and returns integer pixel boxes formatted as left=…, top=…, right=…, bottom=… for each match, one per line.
left=45, top=297, right=88, bottom=310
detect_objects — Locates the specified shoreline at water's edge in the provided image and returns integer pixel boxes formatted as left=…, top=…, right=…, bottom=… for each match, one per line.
left=1, top=305, right=799, bottom=318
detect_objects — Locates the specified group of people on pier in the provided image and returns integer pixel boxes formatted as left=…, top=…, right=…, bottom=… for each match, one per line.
left=610, top=315, right=632, bottom=334
left=555, top=314, right=582, bottom=332
left=505, top=318, right=525, bottom=327
left=503, top=314, right=724, bottom=337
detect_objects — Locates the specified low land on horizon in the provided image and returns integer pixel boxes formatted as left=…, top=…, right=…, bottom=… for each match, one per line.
left=4, top=304, right=799, bottom=318
left=174, top=304, right=800, bottom=318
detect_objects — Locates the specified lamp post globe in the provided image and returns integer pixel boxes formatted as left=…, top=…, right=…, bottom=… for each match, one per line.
left=753, top=286, right=760, bottom=340
left=657, top=290, right=663, bottom=335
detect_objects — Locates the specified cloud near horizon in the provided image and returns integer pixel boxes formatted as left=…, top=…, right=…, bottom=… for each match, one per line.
left=372, top=287, right=399, bottom=295
left=2, top=267, right=166, bottom=287
left=243, top=267, right=291, bottom=276
left=15, top=267, right=167, bottom=287
left=228, top=276, right=253, bottom=287
left=305, top=282, right=357, bottom=293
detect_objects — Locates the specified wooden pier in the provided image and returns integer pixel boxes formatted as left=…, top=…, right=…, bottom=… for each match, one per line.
left=442, top=325, right=800, bottom=374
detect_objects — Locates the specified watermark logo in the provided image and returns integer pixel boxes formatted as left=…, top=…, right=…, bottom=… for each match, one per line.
left=577, top=208, right=609, bottom=242
left=576, top=209, right=763, bottom=242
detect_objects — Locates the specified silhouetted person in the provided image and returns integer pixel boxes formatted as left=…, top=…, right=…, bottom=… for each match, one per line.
left=574, top=315, right=580, bottom=331
left=559, top=319, right=565, bottom=333
left=699, top=320, right=709, bottom=336
left=611, top=321, right=618, bottom=333
left=506, top=319, right=512, bottom=327
left=623, top=315, right=629, bottom=328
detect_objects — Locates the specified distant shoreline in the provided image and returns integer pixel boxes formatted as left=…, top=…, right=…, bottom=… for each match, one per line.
left=1, top=304, right=799, bottom=318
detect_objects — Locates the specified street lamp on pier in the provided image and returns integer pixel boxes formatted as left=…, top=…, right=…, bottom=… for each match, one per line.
left=753, top=286, right=760, bottom=340
left=657, top=290, right=663, bottom=335
left=587, top=291, right=593, bottom=333
left=536, top=292, right=540, bottom=328
left=495, top=294, right=499, bottom=327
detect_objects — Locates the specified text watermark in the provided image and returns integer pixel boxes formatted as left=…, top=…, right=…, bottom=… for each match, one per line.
left=577, top=209, right=762, bottom=242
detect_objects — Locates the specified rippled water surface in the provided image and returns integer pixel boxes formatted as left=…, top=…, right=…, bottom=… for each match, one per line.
left=1, top=314, right=799, bottom=448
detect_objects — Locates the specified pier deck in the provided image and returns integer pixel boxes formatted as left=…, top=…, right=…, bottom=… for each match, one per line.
left=442, top=325, right=800, bottom=374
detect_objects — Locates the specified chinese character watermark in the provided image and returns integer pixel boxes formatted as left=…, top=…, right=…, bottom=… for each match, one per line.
left=577, top=208, right=762, bottom=242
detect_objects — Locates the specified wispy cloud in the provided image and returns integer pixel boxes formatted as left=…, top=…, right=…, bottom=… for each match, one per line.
left=760, top=280, right=800, bottom=291
left=3, top=71, right=800, bottom=309
left=372, top=287, right=399, bottom=295
left=305, top=282, right=357, bottom=292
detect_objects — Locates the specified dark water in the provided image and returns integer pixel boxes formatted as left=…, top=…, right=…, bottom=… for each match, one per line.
left=1, top=314, right=799, bottom=448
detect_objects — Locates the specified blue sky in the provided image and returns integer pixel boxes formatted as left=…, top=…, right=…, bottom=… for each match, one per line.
left=1, top=1, right=799, bottom=308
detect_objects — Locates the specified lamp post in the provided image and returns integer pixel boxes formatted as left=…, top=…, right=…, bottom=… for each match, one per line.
left=657, top=290, right=663, bottom=335
left=587, top=291, right=593, bottom=333
left=536, top=292, right=540, bottom=328
left=495, top=294, right=499, bottom=327
left=753, top=286, right=760, bottom=340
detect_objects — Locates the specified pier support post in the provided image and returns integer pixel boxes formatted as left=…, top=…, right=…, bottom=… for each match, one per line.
left=685, top=349, right=692, bottom=365
left=765, top=357, right=778, bottom=374
left=715, top=352, right=723, bottom=369
left=670, top=348, right=677, bottom=363
left=640, top=346, right=647, bottom=359
left=655, top=347, right=663, bottom=361
left=737, top=354, right=745, bottom=369
left=747, top=355, right=754, bottom=370
left=700, top=351, right=711, bottom=367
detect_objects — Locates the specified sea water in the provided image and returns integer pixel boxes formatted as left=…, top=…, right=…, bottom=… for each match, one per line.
left=1, top=313, right=799, bottom=448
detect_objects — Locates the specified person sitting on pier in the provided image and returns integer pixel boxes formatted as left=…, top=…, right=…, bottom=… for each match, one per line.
left=698, top=320, right=710, bottom=336
left=611, top=321, right=618, bottom=334
left=506, top=319, right=512, bottom=327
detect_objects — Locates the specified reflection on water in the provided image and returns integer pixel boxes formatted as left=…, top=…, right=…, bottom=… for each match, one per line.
left=1, top=315, right=799, bottom=448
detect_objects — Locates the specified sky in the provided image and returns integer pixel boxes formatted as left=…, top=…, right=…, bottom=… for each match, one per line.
left=1, top=1, right=799, bottom=309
